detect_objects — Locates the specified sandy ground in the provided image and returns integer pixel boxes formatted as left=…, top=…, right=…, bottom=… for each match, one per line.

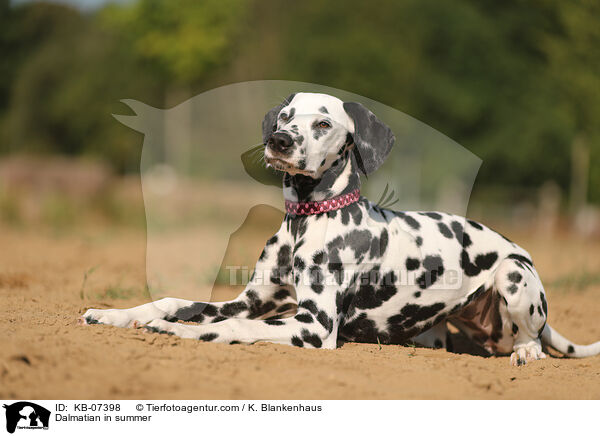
left=1, top=224, right=600, bottom=400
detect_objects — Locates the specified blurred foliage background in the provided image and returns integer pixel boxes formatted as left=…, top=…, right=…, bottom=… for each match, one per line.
left=1, top=0, right=599, bottom=233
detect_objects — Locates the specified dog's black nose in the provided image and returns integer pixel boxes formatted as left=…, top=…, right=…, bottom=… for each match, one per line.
left=268, top=132, right=293, bottom=152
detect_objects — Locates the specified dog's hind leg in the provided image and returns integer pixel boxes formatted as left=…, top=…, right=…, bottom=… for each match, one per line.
left=493, top=256, right=548, bottom=366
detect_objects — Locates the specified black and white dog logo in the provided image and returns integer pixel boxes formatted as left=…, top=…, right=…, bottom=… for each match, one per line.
left=2, top=402, right=50, bottom=434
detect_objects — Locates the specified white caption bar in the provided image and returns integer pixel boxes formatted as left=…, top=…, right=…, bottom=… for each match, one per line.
left=0, top=400, right=595, bottom=435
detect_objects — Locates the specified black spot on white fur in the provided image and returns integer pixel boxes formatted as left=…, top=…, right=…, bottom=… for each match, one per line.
left=416, top=255, right=445, bottom=289
left=508, top=271, right=522, bottom=283
left=460, top=250, right=498, bottom=277
left=405, top=257, right=420, bottom=271
left=438, top=222, right=453, bottom=238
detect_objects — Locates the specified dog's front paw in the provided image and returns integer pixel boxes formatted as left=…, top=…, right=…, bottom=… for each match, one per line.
left=79, top=308, right=134, bottom=328
left=510, top=341, right=547, bottom=366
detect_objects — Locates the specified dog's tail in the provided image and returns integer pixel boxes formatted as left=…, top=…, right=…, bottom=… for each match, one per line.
left=541, top=324, right=600, bottom=358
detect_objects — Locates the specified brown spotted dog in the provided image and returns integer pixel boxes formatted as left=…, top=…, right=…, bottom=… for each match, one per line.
left=80, top=92, right=600, bottom=365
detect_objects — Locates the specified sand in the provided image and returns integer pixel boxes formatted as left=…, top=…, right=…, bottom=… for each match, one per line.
left=1, top=225, right=600, bottom=400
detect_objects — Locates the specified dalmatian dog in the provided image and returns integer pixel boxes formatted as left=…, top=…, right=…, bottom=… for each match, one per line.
left=80, top=92, right=600, bottom=365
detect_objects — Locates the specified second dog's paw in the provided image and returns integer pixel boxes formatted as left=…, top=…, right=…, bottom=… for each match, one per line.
left=144, top=319, right=176, bottom=336
left=143, top=319, right=203, bottom=339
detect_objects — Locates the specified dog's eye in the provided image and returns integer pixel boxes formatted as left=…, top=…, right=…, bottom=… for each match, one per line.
left=317, top=120, right=331, bottom=128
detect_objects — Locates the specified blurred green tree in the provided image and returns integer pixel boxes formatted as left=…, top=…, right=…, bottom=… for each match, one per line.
left=1, top=0, right=599, bottom=206
left=219, top=0, right=600, bottom=203
left=1, top=0, right=248, bottom=171
left=100, top=0, right=246, bottom=85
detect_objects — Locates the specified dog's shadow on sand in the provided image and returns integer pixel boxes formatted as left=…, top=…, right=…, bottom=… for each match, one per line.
left=426, top=331, right=562, bottom=359
left=445, top=331, right=493, bottom=357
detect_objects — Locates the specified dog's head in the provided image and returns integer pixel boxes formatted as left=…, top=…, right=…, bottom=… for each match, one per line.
left=262, top=92, right=395, bottom=178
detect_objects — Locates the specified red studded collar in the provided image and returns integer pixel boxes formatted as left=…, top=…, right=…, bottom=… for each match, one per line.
left=285, top=189, right=361, bottom=216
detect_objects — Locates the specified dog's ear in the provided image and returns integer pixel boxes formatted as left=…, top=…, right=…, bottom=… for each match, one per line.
left=344, top=102, right=395, bottom=175
left=262, top=93, right=297, bottom=144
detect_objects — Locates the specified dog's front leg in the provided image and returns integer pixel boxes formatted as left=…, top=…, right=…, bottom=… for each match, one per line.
left=80, top=223, right=297, bottom=327
left=143, top=283, right=339, bottom=348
